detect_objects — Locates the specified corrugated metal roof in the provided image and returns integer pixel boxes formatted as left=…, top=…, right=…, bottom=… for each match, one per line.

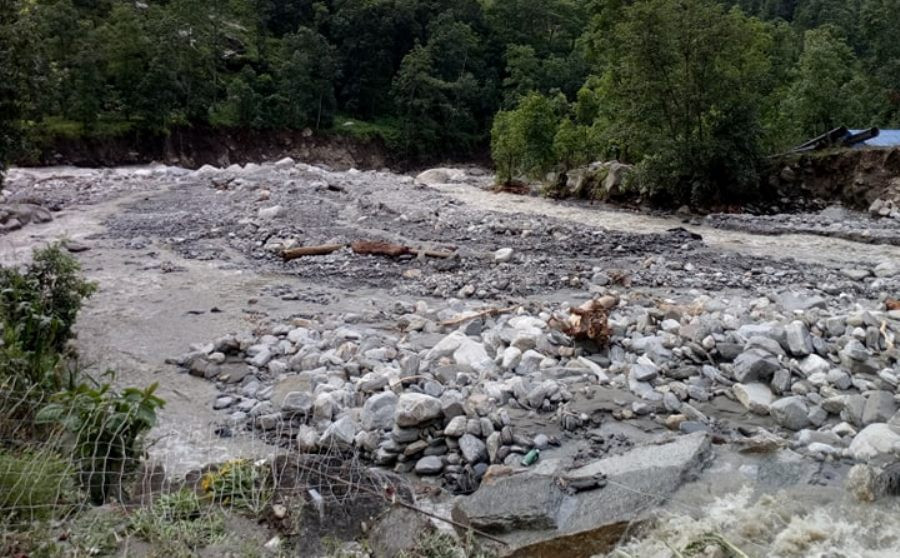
left=850, top=129, right=900, bottom=147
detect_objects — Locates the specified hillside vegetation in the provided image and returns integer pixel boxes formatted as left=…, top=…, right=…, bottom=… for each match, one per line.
left=1, top=0, right=899, bottom=201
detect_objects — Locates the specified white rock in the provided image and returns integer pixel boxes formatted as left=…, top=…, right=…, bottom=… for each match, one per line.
left=425, top=332, right=466, bottom=361
left=258, top=205, right=285, bottom=220
left=501, top=346, right=522, bottom=369
left=734, top=383, right=774, bottom=415
left=848, top=423, right=900, bottom=461
left=453, top=339, right=492, bottom=373
left=799, top=354, right=830, bottom=377
left=395, top=393, right=443, bottom=427
left=494, top=248, right=514, bottom=263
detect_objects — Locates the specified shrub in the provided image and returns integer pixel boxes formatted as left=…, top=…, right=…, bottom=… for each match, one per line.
left=36, top=381, right=165, bottom=504
left=201, top=459, right=272, bottom=515
left=0, top=243, right=97, bottom=355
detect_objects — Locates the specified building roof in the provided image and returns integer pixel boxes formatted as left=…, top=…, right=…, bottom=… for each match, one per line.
left=850, top=129, right=900, bottom=148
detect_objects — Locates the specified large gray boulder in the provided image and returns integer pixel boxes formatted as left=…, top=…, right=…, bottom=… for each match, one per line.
left=451, top=433, right=711, bottom=557
left=394, top=393, right=442, bottom=427
left=732, top=349, right=781, bottom=383
left=362, top=391, right=398, bottom=431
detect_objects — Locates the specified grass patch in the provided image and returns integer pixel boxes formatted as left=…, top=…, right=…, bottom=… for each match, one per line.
left=0, top=449, right=76, bottom=522
left=129, top=490, right=228, bottom=557
left=328, top=114, right=402, bottom=148
left=398, top=531, right=496, bottom=558
left=29, top=115, right=139, bottom=143
left=201, top=459, right=273, bottom=516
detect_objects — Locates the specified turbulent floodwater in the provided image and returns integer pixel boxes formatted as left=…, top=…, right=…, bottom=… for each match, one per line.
left=608, top=486, right=900, bottom=558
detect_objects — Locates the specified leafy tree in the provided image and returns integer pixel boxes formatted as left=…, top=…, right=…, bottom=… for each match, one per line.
left=271, top=27, right=337, bottom=129
left=490, top=92, right=563, bottom=183
left=782, top=26, right=885, bottom=138
left=859, top=0, right=900, bottom=123
left=0, top=1, right=23, bottom=186
left=596, top=0, right=774, bottom=204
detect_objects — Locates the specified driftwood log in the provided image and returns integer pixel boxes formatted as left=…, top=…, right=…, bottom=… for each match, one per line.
left=281, top=240, right=455, bottom=262
left=281, top=243, right=346, bottom=261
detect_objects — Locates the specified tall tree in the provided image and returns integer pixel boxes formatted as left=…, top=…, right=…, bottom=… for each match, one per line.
left=0, top=0, right=25, bottom=185
left=596, top=0, right=774, bottom=203
left=782, top=26, right=884, bottom=137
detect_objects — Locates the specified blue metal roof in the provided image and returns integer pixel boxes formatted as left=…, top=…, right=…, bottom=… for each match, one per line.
left=849, top=129, right=900, bottom=147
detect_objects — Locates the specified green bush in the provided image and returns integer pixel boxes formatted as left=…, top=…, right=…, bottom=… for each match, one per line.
left=201, top=459, right=272, bottom=515
left=0, top=449, right=75, bottom=522
left=0, top=243, right=97, bottom=356
left=36, top=381, right=165, bottom=504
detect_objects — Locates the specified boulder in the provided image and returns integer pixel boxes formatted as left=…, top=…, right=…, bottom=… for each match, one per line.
left=362, top=391, right=398, bottom=431
left=395, top=393, right=442, bottom=427
left=451, top=433, right=711, bottom=558
left=444, top=415, right=468, bottom=438
left=459, top=433, right=488, bottom=464
left=415, top=168, right=466, bottom=185
left=415, top=456, right=444, bottom=475
left=848, top=423, right=900, bottom=462
left=770, top=396, right=810, bottom=431
left=732, top=349, right=781, bottom=383
left=733, top=383, right=774, bottom=415
left=784, top=321, right=813, bottom=356
left=368, top=507, right=434, bottom=558
left=862, top=391, right=897, bottom=426
left=318, top=416, right=358, bottom=448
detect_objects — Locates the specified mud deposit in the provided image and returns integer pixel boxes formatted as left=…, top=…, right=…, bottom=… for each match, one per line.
left=2, top=162, right=899, bottom=557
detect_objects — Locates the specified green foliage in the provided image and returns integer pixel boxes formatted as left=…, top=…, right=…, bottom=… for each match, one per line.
left=0, top=244, right=97, bottom=402
left=490, top=92, right=563, bottom=183
left=129, top=490, right=227, bottom=556
left=0, top=244, right=97, bottom=357
left=36, top=381, right=165, bottom=504
left=201, top=459, right=273, bottom=516
left=592, top=0, right=774, bottom=204
left=5, top=0, right=900, bottom=198
left=0, top=0, right=26, bottom=187
left=782, top=25, right=886, bottom=138
left=0, top=449, right=75, bottom=521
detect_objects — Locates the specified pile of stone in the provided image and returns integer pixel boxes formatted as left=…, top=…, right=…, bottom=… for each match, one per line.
left=870, top=198, right=900, bottom=220
left=175, top=287, right=900, bottom=488
left=0, top=203, right=53, bottom=232
left=173, top=299, right=588, bottom=489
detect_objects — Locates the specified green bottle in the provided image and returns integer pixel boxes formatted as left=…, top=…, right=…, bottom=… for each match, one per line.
left=521, top=449, right=540, bottom=467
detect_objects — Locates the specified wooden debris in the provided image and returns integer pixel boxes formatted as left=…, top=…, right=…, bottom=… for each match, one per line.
left=281, top=243, right=346, bottom=261
left=886, top=298, right=900, bottom=311
left=552, top=297, right=616, bottom=346
left=440, top=306, right=518, bottom=327
left=350, top=241, right=411, bottom=257
left=351, top=241, right=454, bottom=259
left=282, top=240, right=455, bottom=262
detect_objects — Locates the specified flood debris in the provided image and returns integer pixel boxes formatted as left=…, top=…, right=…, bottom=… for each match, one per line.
left=281, top=240, right=455, bottom=262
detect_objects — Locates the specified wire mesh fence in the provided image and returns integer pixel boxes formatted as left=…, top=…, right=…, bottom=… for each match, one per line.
left=0, top=382, right=416, bottom=556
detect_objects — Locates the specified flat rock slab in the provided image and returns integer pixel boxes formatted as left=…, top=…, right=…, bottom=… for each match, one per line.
left=452, top=432, right=711, bottom=557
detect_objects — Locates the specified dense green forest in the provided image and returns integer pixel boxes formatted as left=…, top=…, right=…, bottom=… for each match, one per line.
left=1, top=0, right=899, bottom=201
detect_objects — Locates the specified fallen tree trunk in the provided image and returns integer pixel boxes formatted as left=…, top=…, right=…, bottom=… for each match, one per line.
left=282, top=240, right=455, bottom=262
left=350, top=241, right=454, bottom=259
left=281, top=243, right=346, bottom=261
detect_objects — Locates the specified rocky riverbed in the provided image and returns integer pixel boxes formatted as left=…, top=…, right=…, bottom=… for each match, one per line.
left=2, top=161, right=899, bottom=556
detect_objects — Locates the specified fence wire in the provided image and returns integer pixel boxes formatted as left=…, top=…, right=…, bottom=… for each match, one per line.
left=0, top=384, right=414, bottom=552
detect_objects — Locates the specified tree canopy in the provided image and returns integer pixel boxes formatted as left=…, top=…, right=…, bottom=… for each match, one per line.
left=1, top=0, right=899, bottom=199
